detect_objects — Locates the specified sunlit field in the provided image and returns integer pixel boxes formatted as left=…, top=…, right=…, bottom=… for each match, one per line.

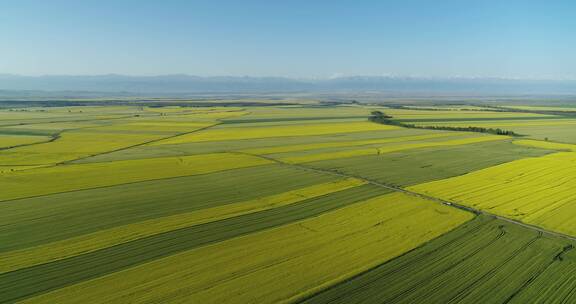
left=3, top=102, right=576, bottom=304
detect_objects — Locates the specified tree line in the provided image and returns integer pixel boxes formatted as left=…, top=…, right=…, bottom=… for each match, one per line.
left=369, top=111, right=520, bottom=136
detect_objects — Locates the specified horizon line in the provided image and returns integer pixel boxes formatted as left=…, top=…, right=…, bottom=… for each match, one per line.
left=2, top=73, right=576, bottom=82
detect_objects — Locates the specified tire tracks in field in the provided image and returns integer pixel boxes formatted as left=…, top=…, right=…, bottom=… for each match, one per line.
left=446, top=231, right=543, bottom=303
left=295, top=218, right=495, bottom=304
left=382, top=225, right=507, bottom=304
left=503, top=244, right=574, bottom=304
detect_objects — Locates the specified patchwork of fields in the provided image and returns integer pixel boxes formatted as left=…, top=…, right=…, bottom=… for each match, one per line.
left=302, top=215, right=576, bottom=304
left=2, top=102, right=576, bottom=303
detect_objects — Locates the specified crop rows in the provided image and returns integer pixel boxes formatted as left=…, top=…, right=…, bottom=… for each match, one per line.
left=277, top=135, right=505, bottom=163
left=306, top=140, right=552, bottom=186
left=152, top=121, right=399, bottom=145
left=12, top=192, right=471, bottom=304
left=2, top=104, right=571, bottom=304
left=0, top=184, right=391, bottom=303
left=301, top=215, right=576, bottom=304
left=0, top=164, right=338, bottom=253
left=0, top=152, right=272, bottom=201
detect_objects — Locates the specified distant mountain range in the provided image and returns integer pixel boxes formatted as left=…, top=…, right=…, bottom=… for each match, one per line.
left=1, top=74, right=576, bottom=95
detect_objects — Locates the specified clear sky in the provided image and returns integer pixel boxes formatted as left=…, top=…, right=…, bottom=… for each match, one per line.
left=1, top=0, right=575, bottom=78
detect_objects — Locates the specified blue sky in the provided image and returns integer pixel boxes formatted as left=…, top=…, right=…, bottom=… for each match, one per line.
left=1, top=0, right=575, bottom=78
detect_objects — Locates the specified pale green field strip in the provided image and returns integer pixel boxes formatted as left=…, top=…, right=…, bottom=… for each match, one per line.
left=400, top=105, right=493, bottom=111
left=383, top=108, right=553, bottom=120
left=144, top=106, right=244, bottom=114
left=94, top=121, right=215, bottom=133
left=308, top=140, right=554, bottom=186
left=414, top=118, right=576, bottom=128
left=16, top=192, right=472, bottom=304
left=76, top=128, right=432, bottom=163
left=0, top=112, right=135, bottom=127
left=241, top=132, right=462, bottom=155
left=150, top=121, right=399, bottom=145
left=409, top=151, right=576, bottom=237
left=509, top=125, right=576, bottom=144
left=280, top=135, right=506, bottom=163
left=301, top=215, right=575, bottom=304
left=393, top=114, right=559, bottom=123
left=514, top=139, right=576, bottom=151
left=0, top=127, right=56, bottom=136
left=215, top=117, right=368, bottom=129
left=0, top=152, right=271, bottom=202
left=265, top=133, right=479, bottom=160
left=505, top=105, right=576, bottom=112
left=0, top=134, right=51, bottom=149
left=225, top=106, right=370, bottom=122
left=1, top=178, right=364, bottom=273
left=0, top=110, right=64, bottom=119
left=3, top=120, right=115, bottom=132
left=411, top=118, right=576, bottom=144
left=0, top=112, right=76, bottom=125
left=0, top=164, right=337, bottom=253
left=219, top=116, right=368, bottom=127
left=0, top=184, right=390, bottom=303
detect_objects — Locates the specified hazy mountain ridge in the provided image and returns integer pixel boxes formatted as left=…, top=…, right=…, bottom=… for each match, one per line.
left=1, top=74, right=576, bottom=94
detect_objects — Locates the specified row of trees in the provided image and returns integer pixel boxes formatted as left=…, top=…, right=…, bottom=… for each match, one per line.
left=369, top=111, right=520, bottom=136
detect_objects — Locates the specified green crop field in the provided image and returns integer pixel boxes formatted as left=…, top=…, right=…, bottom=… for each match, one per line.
left=2, top=102, right=576, bottom=303
left=300, top=215, right=576, bottom=304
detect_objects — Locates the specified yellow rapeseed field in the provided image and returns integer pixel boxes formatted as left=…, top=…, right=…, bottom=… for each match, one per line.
left=1, top=178, right=365, bottom=273
left=150, top=122, right=399, bottom=145
left=409, top=151, right=576, bottom=236
left=0, top=153, right=271, bottom=202
left=281, top=135, right=506, bottom=163
left=22, top=192, right=472, bottom=304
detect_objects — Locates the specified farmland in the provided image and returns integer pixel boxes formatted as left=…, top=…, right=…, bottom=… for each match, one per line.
left=410, top=150, right=576, bottom=237
left=385, top=106, right=576, bottom=143
left=301, top=215, right=576, bottom=304
left=2, top=102, right=576, bottom=303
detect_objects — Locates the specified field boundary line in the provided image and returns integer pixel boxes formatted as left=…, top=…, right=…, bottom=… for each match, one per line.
left=58, top=122, right=222, bottom=165
left=0, top=161, right=272, bottom=205
left=234, top=151, right=576, bottom=243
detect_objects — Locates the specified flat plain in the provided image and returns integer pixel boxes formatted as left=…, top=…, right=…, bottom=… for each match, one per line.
left=2, top=101, right=576, bottom=303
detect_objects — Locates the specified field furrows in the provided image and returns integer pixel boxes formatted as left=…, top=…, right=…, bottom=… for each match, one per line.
left=300, top=216, right=575, bottom=304
left=5, top=104, right=576, bottom=304
left=0, top=184, right=388, bottom=303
